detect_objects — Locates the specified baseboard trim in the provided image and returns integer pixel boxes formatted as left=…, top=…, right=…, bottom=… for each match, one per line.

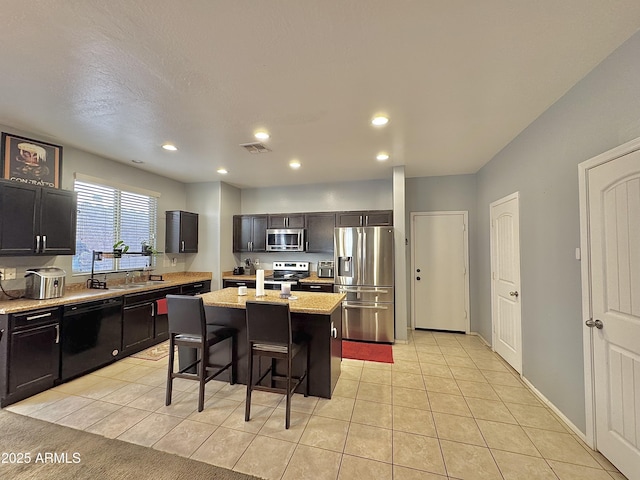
left=468, top=331, right=491, bottom=347
left=520, top=376, right=588, bottom=445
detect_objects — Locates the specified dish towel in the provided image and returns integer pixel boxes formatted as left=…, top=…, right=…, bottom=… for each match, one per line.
left=156, top=298, right=168, bottom=315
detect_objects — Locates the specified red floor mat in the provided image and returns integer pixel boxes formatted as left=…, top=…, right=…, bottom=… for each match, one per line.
left=342, top=340, right=394, bottom=363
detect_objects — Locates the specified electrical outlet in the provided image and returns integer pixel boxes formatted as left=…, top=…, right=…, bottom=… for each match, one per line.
left=171, top=257, right=177, bottom=267
left=0, top=268, right=16, bottom=280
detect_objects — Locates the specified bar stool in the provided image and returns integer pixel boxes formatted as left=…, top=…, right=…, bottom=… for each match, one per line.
left=245, top=301, right=310, bottom=429
left=165, top=294, right=237, bottom=412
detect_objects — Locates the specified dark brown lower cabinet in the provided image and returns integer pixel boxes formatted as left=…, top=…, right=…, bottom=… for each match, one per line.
left=9, top=324, right=59, bottom=394
left=1, top=307, right=60, bottom=407
left=122, top=302, right=154, bottom=354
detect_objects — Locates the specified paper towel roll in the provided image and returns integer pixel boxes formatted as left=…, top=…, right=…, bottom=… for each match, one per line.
left=255, top=269, right=265, bottom=297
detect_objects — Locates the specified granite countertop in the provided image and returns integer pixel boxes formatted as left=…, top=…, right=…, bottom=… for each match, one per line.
left=299, top=273, right=335, bottom=284
left=0, top=272, right=212, bottom=314
left=201, top=287, right=344, bottom=315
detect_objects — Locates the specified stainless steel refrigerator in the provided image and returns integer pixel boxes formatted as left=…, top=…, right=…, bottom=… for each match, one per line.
left=334, top=226, right=395, bottom=343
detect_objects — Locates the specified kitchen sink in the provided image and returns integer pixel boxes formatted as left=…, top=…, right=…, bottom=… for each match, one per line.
left=108, top=280, right=165, bottom=290
left=108, top=284, right=143, bottom=290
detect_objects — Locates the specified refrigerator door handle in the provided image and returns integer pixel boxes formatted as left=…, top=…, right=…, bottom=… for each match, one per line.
left=339, top=287, right=389, bottom=294
left=343, top=303, right=389, bottom=310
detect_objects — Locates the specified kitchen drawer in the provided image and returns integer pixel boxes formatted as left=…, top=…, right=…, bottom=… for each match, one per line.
left=10, top=307, right=60, bottom=330
left=223, top=279, right=256, bottom=288
left=299, top=283, right=333, bottom=293
left=180, top=280, right=211, bottom=295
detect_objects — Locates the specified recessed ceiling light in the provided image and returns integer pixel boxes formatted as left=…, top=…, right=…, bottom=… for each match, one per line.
left=162, top=143, right=178, bottom=151
left=376, top=153, right=389, bottom=161
left=217, top=168, right=228, bottom=175
left=131, top=159, right=144, bottom=164
left=254, top=131, right=270, bottom=141
left=371, top=115, right=389, bottom=126
left=289, top=160, right=301, bottom=169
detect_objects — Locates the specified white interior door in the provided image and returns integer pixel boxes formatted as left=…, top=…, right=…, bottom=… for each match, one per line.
left=586, top=149, right=640, bottom=480
left=490, top=193, right=522, bottom=374
left=411, top=212, right=469, bottom=332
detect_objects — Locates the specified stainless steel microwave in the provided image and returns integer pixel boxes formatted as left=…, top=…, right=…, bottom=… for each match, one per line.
left=266, top=228, right=305, bottom=251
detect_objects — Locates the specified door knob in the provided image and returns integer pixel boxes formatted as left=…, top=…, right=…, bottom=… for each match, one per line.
left=585, top=319, right=604, bottom=329
left=509, top=291, right=519, bottom=298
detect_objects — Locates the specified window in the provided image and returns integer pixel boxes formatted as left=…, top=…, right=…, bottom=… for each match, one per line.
left=73, top=177, right=158, bottom=274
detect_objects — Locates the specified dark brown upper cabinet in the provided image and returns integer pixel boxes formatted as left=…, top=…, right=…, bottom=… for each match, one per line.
left=233, top=215, right=268, bottom=252
left=0, top=180, right=77, bottom=256
left=305, top=212, right=335, bottom=253
left=267, top=214, right=306, bottom=229
left=165, top=210, right=198, bottom=253
left=335, top=210, right=393, bottom=227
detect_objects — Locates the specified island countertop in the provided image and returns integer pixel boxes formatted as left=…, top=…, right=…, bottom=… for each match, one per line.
left=200, top=287, right=344, bottom=315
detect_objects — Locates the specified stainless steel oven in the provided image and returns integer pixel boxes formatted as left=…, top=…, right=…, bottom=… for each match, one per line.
left=266, top=228, right=305, bottom=251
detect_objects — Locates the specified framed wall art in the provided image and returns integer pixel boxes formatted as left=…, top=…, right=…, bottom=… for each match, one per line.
left=1, top=132, right=63, bottom=188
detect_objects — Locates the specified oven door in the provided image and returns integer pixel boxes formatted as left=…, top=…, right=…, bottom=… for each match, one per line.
left=266, top=229, right=305, bottom=251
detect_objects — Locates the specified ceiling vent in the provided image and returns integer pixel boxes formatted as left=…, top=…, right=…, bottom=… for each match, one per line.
left=240, top=142, right=271, bottom=154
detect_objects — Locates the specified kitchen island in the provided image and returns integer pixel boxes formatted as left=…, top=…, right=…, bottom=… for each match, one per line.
left=200, top=288, right=344, bottom=398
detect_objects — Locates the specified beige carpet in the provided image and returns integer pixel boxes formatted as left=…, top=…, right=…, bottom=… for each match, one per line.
left=0, top=408, right=260, bottom=480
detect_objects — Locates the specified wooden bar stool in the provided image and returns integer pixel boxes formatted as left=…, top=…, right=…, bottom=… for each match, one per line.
left=245, top=301, right=309, bottom=429
left=165, top=294, right=237, bottom=412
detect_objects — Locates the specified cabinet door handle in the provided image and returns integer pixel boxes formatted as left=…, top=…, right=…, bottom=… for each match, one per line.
left=306, top=241, right=309, bottom=250
left=181, top=241, right=185, bottom=252
left=151, top=302, right=155, bottom=316
left=26, top=312, right=53, bottom=321
left=310, top=285, right=321, bottom=289
left=193, top=283, right=202, bottom=288
left=35, top=235, right=41, bottom=252
left=42, top=235, right=47, bottom=251
left=364, top=215, right=369, bottom=226
left=359, top=215, right=363, bottom=226
left=54, top=324, right=60, bottom=344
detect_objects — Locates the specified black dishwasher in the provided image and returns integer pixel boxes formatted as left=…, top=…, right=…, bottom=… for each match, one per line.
left=61, top=297, right=123, bottom=381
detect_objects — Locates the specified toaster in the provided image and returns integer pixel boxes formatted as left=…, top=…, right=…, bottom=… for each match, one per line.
left=24, top=267, right=66, bottom=299
left=317, top=261, right=334, bottom=278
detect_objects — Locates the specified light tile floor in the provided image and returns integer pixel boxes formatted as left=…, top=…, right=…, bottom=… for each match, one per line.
left=4, top=330, right=628, bottom=480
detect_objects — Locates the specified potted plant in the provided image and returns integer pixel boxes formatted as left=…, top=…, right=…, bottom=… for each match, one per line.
left=141, top=240, right=157, bottom=256
left=112, top=240, right=129, bottom=258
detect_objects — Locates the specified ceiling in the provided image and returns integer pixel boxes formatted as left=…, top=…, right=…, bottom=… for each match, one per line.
left=1, top=1, right=640, bottom=189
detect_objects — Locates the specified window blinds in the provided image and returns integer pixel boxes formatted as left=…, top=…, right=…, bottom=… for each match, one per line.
left=73, top=180, right=157, bottom=274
